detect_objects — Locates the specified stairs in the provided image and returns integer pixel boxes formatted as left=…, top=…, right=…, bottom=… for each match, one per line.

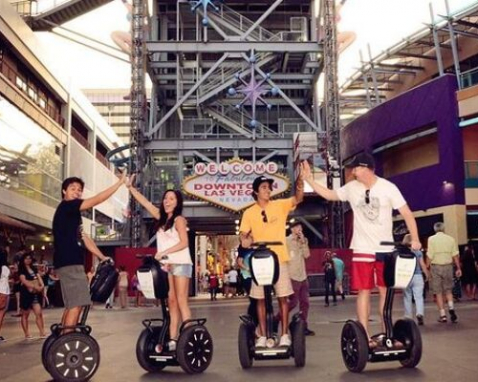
left=17, top=0, right=114, bottom=31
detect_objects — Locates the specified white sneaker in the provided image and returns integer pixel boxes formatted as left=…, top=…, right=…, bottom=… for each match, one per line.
left=168, top=340, right=177, bottom=351
left=255, top=336, right=267, bottom=348
left=279, top=334, right=291, bottom=347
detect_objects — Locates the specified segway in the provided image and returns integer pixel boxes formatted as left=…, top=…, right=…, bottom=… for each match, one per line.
left=135, top=255, right=213, bottom=374
left=238, top=242, right=306, bottom=369
left=42, top=259, right=118, bottom=381
left=341, top=242, right=422, bottom=373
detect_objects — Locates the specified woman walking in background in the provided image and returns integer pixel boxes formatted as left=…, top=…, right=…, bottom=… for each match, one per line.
left=0, top=246, right=10, bottom=342
left=18, top=253, right=47, bottom=339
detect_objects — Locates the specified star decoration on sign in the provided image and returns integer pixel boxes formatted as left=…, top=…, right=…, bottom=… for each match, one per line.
left=227, top=50, right=279, bottom=128
left=188, top=0, right=221, bottom=26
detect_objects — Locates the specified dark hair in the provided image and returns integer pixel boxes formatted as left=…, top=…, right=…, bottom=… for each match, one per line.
left=0, top=248, right=8, bottom=278
left=61, top=177, right=85, bottom=199
left=119, top=265, right=126, bottom=271
left=157, top=189, right=184, bottom=232
left=18, top=252, right=37, bottom=276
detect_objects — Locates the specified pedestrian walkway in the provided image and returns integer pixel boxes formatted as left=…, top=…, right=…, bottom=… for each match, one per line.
left=0, top=295, right=477, bottom=381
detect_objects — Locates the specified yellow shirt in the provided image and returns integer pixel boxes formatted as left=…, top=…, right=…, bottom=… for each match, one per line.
left=240, top=198, right=295, bottom=263
left=427, top=232, right=459, bottom=265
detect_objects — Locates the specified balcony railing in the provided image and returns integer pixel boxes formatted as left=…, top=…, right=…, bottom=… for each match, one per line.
left=465, top=160, right=478, bottom=188
left=460, top=67, right=478, bottom=89
left=0, top=59, right=64, bottom=126
left=9, top=0, right=73, bottom=16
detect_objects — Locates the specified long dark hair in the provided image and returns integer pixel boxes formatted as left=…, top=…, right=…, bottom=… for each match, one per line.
left=156, top=189, right=184, bottom=232
left=18, top=252, right=37, bottom=276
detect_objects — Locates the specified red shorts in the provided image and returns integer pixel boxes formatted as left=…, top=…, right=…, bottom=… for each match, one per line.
left=351, top=258, right=385, bottom=291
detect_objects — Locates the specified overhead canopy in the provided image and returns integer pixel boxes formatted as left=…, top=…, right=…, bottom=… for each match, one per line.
left=0, top=212, right=36, bottom=232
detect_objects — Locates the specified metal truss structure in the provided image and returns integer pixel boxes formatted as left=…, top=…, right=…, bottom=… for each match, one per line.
left=322, top=0, right=344, bottom=248
left=129, top=0, right=148, bottom=247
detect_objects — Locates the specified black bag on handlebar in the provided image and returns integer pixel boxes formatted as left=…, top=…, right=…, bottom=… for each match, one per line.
left=90, top=261, right=119, bottom=303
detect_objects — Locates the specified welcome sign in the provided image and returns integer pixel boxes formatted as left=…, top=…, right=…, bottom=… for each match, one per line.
left=183, top=158, right=290, bottom=212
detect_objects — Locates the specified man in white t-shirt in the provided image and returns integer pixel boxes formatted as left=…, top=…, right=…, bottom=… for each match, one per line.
left=302, top=153, right=421, bottom=344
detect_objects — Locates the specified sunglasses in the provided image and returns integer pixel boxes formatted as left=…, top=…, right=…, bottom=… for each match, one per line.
left=365, top=189, right=370, bottom=205
left=261, top=210, right=268, bottom=223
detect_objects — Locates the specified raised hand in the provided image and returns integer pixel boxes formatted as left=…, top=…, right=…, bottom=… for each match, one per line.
left=125, top=174, right=136, bottom=189
left=301, top=160, right=312, bottom=182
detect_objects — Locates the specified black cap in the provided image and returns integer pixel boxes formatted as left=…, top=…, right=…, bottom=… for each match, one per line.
left=289, top=220, right=302, bottom=228
left=252, top=176, right=274, bottom=193
left=346, top=152, right=375, bottom=169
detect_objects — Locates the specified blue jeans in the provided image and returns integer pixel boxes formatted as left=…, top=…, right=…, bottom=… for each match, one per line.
left=403, top=274, right=425, bottom=317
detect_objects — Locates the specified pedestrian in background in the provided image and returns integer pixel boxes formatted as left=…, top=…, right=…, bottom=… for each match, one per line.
left=402, top=234, right=429, bottom=325
left=323, top=252, right=337, bottom=307
left=427, top=222, right=461, bottom=323
left=285, top=221, right=314, bottom=335
left=331, top=252, right=346, bottom=300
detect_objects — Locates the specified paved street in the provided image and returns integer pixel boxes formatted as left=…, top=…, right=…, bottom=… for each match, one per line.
left=1, top=294, right=477, bottom=381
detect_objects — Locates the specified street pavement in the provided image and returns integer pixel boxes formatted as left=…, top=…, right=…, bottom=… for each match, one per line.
left=1, top=294, right=477, bottom=381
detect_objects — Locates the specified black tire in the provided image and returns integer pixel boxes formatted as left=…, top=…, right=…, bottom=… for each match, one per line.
left=394, top=318, right=422, bottom=368
left=291, top=319, right=306, bottom=367
left=136, top=327, right=167, bottom=373
left=46, top=333, right=100, bottom=382
left=177, top=325, right=213, bottom=374
left=42, top=333, right=60, bottom=373
left=238, top=323, right=254, bottom=369
left=340, top=321, right=369, bottom=373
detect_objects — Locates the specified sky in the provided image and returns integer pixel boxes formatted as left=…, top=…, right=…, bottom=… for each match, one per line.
left=34, top=0, right=478, bottom=90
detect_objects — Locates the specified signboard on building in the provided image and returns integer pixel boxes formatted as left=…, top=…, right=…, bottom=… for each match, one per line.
left=182, top=158, right=290, bottom=212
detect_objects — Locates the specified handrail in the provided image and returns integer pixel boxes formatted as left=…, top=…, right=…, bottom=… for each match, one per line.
left=460, top=67, right=478, bottom=89
left=10, top=0, right=76, bottom=16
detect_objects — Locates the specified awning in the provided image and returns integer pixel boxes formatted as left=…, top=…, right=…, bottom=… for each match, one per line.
left=0, top=212, right=36, bottom=232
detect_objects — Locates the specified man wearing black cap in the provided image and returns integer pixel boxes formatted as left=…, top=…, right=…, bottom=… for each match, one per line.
left=302, top=153, right=421, bottom=346
left=239, top=172, right=304, bottom=348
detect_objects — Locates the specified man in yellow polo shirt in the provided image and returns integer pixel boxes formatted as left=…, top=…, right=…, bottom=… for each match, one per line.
left=240, top=174, right=304, bottom=348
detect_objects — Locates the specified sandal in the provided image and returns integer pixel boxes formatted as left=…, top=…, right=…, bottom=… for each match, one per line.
left=437, top=316, right=447, bottom=323
left=368, top=338, right=379, bottom=349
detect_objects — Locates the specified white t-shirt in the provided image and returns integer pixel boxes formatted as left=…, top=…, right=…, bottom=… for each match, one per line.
left=336, top=177, right=406, bottom=261
left=0, top=265, right=10, bottom=294
left=228, top=269, right=238, bottom=283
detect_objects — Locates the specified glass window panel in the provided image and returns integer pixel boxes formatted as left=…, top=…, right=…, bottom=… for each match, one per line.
left=0, top=98, right=63, bottom=207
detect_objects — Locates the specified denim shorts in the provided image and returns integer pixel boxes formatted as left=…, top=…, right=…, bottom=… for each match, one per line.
left=168, top=264, right=193, bottom=278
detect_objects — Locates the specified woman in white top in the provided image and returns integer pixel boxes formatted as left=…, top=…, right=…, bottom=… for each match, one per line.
left=126, top=176, right=192, bottom=351
left=0, top=248, right=10, bottom=342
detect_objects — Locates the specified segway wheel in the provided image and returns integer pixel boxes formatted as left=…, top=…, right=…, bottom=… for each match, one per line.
left=341, top=321, right=368, bottom=373
left=136, top=327, right=167, bottom=373
left=238, top=323, right=254, bottom=369
left=42, top=333, right=60, bottom=373
left=177, top=325, right=213, bottom=374
left=394, top=318, right=422, bottom=368
left=46, top=332, right=100, bottom=382
left=291, top=319, right=306, bottom=367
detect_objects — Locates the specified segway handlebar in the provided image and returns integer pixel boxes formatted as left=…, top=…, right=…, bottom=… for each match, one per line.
left=135, top=254, right=153, bottom=259
left=380, top=241, right=402, bottom=246
left=252, top=241, right=283, bottom=247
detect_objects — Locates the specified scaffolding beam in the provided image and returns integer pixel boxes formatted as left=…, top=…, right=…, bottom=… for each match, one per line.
left=323, top=0, right=344, bottom=248
left=129, top=0, right=147, bottom=247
